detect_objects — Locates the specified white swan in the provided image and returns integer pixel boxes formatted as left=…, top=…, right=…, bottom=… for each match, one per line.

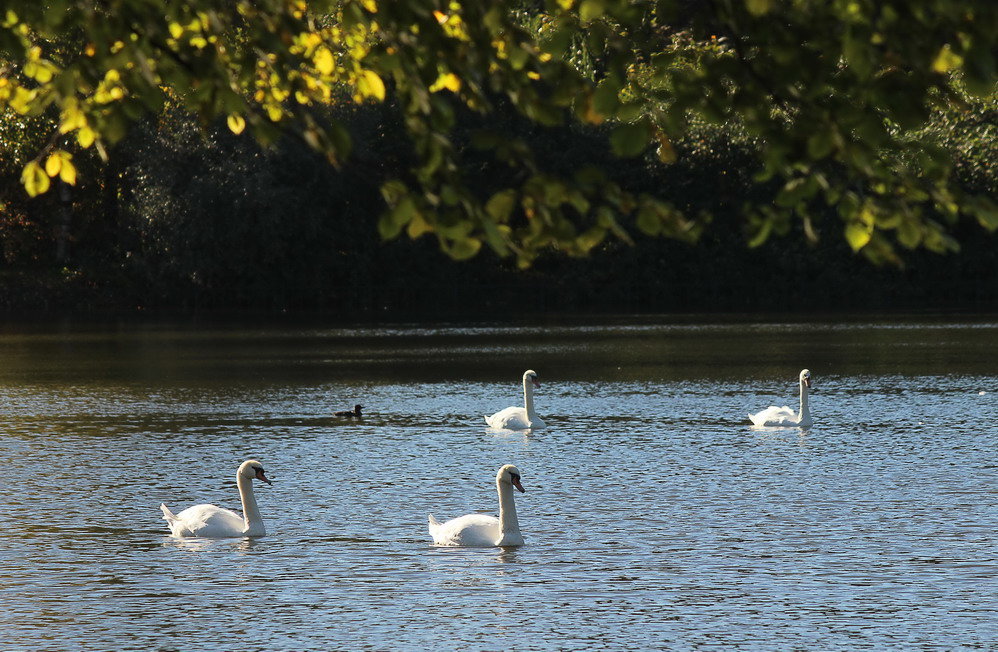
left=485, top=370, right=546, bottom=430
left=160, top=460, right=272, bottom=538
left=749, top=369, right=813, bottom=428
left=428, top=465, right=526, bottom=547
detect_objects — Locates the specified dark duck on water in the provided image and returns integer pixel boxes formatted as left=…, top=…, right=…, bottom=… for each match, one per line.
left=335, top=404, right=363, bottom=418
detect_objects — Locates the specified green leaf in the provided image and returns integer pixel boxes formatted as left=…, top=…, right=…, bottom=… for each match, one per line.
left=744, top=0, right=772, bottom=16
left=636, top=205, right=662, bottom=236
left=406, top=213, right=433, bottom=239
left=446, top=237, right=482, bottom=260
left=592, top=80, right=621, bottom=119
left=378, top=197, right=418, bottom=240
left=579, top=0, right=606, bottom=22
left=486, top=189, right=518, bottom=223
left=961, top=196, right=998, bottom=232
left=609, top=121, right=650, bottom=158
left=576, top=226, right=605, bottom=253
left=541, top=26, right=574, bottom=57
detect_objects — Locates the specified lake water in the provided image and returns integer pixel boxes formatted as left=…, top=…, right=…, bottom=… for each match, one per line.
left=1, top=317, right=995, bottom=650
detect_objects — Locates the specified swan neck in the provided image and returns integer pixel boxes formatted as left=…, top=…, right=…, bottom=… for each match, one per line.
left=799, top=380, right=810, bottom=417
left=523, top=377, right=536, bottom=418
left=496, top=479, right=520, bottom=534
left=237, top=474, right=263, bottom=530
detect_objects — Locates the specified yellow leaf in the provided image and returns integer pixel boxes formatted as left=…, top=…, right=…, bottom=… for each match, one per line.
left=358, top=69, right=386, bottom=100
left=227, top=113, right=246, bottom=134
left=845, top=221, right=872, bottom=251
left=9, top=86, right=35, bottom=114
left=931, top=44, right=963, bottom=74
left=21, top=161, right=50, bottom=197
left=429, top=72, right=461, bottom=93
left=59, top=104, right=87, bottom=133
left=360, top=0, right=377, bottom=12
left=77, top=126, right=96, bottom=148
left=406, top=213, right=433, bottom=239
left=168, top=22, right=183, bottom=39
left=59, top=159, right=77, bottom=185
left=45, top=153, right=62, bottom=177
left=314, top=47, right=334, bottom=75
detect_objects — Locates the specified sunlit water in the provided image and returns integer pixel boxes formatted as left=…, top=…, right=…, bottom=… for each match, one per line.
left=1, top=318, right=995, bottom=650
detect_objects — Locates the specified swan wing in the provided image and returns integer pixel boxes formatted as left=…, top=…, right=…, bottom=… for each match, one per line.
left=749, top=405, right=798, bottom=427
left=485, top=407, right=530, bottom=430
left=163, top=503, right=246, bottom=538
left=428, top=513, right=501, bottom=547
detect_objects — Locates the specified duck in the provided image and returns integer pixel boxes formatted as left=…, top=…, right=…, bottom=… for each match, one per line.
left=485, top=370, right=545, bottom=430
left=428, top=464, right=526, bottom=547
left=749, top=369, right=813, bottom=428
left=160, top=460, right=272, bottom=538
left=335, top=404, right=363, bottom=418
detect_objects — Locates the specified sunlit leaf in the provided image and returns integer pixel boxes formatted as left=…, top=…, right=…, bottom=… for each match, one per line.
left=845, top=221, right=872, bottom=251
left=227, top=113, right=246, bottom=134
left=21, top=161, right=50, bottom=197
left=931, top=45, right=963, bottom=74
left=44, top=153, right=62, bottom=177
left=314, top=47, right=335, bottom=75
left=77, top=127, right=96, bottom=148
left=357, top=69, right=386, bottom=100
left=59, top=158, right=77, bottom=185
left=429, top=72, right=461, bottom=94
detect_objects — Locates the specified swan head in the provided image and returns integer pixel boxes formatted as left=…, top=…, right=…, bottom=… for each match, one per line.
left=523, top=370, right=540, bottom=389
left=238, top=459, right=272, bottom=485
left=799, top=369, right=812, bottom=388
left=497, top=464, right=525, bottom=493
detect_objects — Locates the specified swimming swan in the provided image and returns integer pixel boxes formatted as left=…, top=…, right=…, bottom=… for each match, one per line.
left=428, top=465, right=526, bottom=547
left=749, top=369, right=813, bottom=428
left=160, top=460, right=272, bottom=538
left=485, top=370, right=546, bottom=430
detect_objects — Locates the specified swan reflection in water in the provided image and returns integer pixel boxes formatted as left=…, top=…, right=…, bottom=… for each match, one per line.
left=161, top=535, right=262, bottom=555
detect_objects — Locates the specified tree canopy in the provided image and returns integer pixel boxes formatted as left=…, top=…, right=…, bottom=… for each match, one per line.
left=1, top=0, right=996, bottom=267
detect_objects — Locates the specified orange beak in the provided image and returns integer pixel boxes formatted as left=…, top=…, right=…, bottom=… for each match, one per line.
left=512, top=478, right=525, bottom=493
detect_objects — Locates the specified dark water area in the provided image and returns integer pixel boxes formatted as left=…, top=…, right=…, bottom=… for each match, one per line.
left=1, top=317, right=995, bottom=650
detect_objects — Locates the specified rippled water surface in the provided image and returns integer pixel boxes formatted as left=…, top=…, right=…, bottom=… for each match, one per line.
left=1, top=318, right=995, bottom=650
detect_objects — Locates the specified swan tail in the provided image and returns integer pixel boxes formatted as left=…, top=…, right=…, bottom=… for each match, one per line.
left=428, top=514, right=441, bottom=527
left=160, top=503, right=177, bottom=521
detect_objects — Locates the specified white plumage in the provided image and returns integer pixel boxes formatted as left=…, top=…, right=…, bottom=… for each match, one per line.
left=429, top=465, right=526, bottom=547
left=160, top=460, right=272, bottom=538
left=749, top=369, right=814, bottom=428
left=485, top=370, right=546, bottom=430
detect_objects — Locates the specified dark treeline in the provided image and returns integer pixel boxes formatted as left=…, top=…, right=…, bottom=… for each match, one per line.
left=1, top=95, right=996, bottom=317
